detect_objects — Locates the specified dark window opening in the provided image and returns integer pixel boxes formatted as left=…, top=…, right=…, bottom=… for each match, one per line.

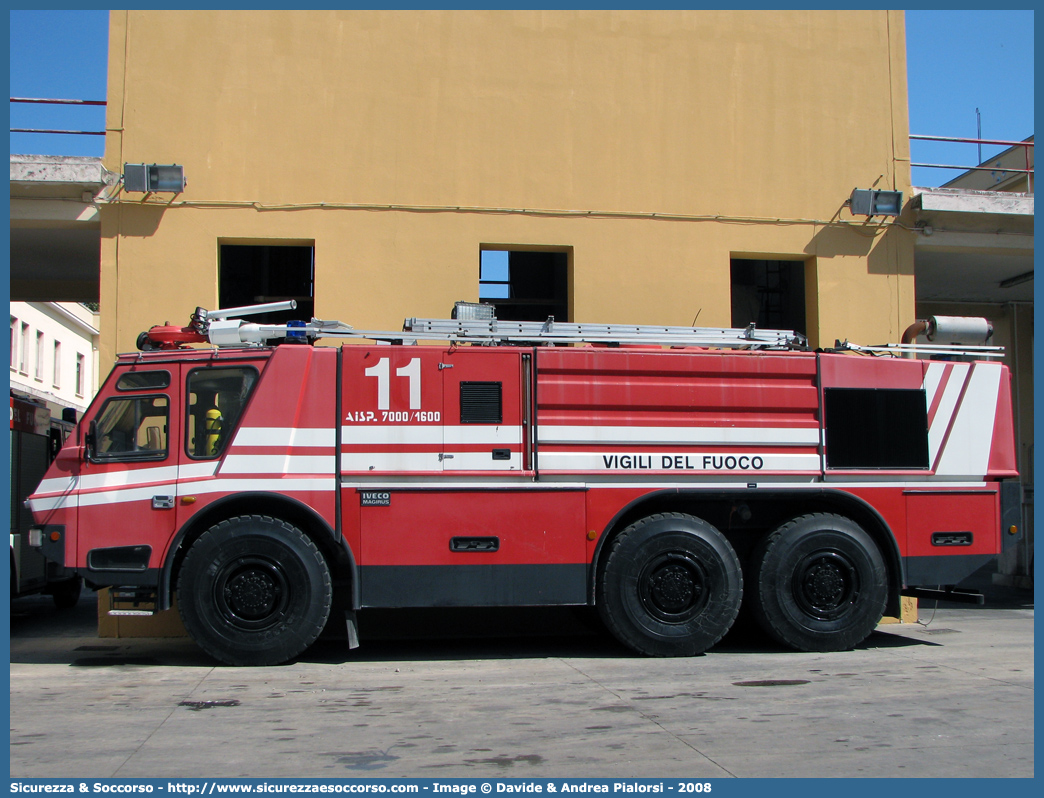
left=731, top=259, right=805, bottom=335
left=186, top=367, right=259, bottom=459
left=92, top=395, right=169, bottom=461
left=480, top=249, right=568, bottom=322
left=824, top=388, right=929, bottom=469
left=117, top=371, right=171, bottom=391
left=219, top=244, right=314, bottom=324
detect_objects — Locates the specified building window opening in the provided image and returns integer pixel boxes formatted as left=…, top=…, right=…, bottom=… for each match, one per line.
left=479, top=249, right=569, bottom=322
left=53, top=341, right=61, bottom=388
left=219, top=244, right=315, bottom=325
left=730, top=258, right=806, bottom=335
left=19, top=322, right=30, bottom=374
left=34, top=331, right=45, bottom=381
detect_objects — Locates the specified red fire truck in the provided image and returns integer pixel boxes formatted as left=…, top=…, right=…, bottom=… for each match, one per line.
left=11, top=393, right=81, bottom=606
left=28, top=302, right=1020, bottom=665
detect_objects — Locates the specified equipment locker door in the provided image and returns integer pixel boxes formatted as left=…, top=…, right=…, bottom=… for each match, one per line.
left=340, top=347, right=446, bottom=475
left=439, top=347, right=524, bottom=472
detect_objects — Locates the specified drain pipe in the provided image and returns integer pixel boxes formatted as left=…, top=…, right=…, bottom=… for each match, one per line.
left=901, top=319, right=929, bottom=345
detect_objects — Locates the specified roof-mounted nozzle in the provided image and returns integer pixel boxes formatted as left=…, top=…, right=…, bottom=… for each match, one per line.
left=201, top=300, right=298, bottom=322
left=138, top=300, right=304, bottom=350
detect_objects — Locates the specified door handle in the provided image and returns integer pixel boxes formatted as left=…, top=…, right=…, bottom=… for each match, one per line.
left=152, top=496, right=175, bottom=510
left=450, top=536, right=500, bottom=552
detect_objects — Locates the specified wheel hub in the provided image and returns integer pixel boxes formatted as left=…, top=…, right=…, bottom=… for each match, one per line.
left=793, top=550, right=858, bottom=620
left=651, top=565, right=697, bottom=610
left=638, top=553, right=708, bottom=622
left=804, top=562, right=844, bottom=604
left=215, top=557, right=290, bottom=629
left=225, top=570, right=278, bottom=619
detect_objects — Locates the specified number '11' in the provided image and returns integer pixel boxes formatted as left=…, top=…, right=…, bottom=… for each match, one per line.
left=364, top=357, right=421, bottom=410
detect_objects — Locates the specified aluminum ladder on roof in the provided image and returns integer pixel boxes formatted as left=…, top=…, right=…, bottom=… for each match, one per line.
left=193, top=301, right=1001, bottom=356
left=398, top=316, right=807, bottom=349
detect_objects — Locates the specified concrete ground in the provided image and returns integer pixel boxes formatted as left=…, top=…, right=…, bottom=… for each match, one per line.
left=9, top=575, right=1033, bottom=780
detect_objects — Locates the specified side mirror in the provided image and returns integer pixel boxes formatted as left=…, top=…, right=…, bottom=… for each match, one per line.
left=54, top=444, right=84, bottom=471
left=85, top=419, right=98, bottom=463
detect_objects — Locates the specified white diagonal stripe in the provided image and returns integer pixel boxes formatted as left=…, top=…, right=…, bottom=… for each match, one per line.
left=935, top=363, right=1002, bottom=477
left=928, top=362, right=970, bottom=467
left=922, top=361, right=946, bottom=409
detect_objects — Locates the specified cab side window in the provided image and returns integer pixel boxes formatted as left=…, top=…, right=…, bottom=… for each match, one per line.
left=93, top=395, right=169, bottom=461
left=186, top=367, right=258, bottom=459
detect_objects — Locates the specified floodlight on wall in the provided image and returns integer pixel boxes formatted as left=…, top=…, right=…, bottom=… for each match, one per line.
left=849, top=188, right=903, bottom=217
left=452, top=301, right=496, bottom=321
left=123, top=163, right=186, bottom=193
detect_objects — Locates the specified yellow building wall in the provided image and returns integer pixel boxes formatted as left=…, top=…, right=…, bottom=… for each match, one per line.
left=101, top=10, right=914, bottom=362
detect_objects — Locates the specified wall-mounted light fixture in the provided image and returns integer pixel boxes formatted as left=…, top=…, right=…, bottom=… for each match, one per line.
left=124, top=163, right=186, bottom=193
left=849, top=188, right=903, bottom=217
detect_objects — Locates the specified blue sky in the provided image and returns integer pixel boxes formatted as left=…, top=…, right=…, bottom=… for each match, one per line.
left=8, top=9, right=1035, bottom=188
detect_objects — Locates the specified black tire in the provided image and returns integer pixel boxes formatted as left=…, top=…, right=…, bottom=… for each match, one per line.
left=177, top=515, right=332, bottom=666
left=750, top=513, right=887, bottom=652
left=597, top=513, right=743, bottom=656
left=50, top=577, right=82, bottom=609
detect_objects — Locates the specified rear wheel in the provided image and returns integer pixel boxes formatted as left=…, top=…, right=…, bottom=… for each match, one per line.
left=177, top=515, right=332, bottom=666
left=750, top=513, right=887, bottom=651
left=598, top=513, right=742, bottom=656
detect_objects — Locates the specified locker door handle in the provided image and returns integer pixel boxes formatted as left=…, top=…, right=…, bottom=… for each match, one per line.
left=450, top=537, right=500, bottom=552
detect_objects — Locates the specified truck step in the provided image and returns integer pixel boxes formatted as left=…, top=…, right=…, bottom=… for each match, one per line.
left=108, top=587, right=158, bottom=616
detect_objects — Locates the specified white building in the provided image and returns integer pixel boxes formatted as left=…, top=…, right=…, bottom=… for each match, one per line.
left=9, top=301, right=99, bottom=416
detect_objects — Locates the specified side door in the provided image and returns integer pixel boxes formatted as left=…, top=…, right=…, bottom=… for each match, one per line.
left=178, top=361, right=264, bottom=515
left=78, top=367, right=180, bottom=578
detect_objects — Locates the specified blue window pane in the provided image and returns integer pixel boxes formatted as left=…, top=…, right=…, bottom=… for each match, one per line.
left=480, top=250, right=509, bottom=282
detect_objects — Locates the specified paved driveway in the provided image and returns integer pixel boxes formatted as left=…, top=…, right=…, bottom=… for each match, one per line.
left=9, top=587, right=1034, bottom=779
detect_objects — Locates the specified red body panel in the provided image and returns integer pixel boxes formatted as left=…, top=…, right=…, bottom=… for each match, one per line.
left=904, top=490, right=1000, bottom=558
left=536, top=348, right=821, bottom=477
left=358, top=490, right=586, bottom=566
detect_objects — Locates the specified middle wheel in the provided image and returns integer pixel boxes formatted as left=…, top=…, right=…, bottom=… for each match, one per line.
left=598, top=513, right=743, bottom=656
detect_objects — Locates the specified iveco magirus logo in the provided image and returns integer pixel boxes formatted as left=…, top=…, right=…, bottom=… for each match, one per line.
left=360, top=491, right=391, bottom=506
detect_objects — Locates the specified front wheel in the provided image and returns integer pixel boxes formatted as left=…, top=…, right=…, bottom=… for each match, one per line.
left=750, top=513, right=887, bottom=652
left=598, top=513, right=742, bottom=656
left=177, top=515, right=332, bottom=666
